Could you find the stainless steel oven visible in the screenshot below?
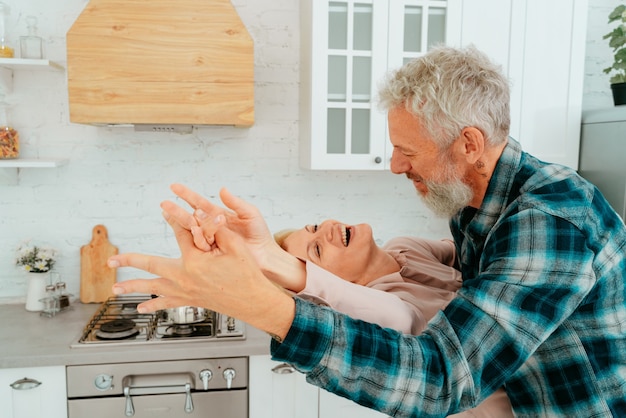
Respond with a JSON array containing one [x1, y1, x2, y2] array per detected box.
[[67, 358, 248, 417], [67, 296, 248, 417]]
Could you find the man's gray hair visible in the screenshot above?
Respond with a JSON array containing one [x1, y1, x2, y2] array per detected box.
[[378, 45, 511, 148]]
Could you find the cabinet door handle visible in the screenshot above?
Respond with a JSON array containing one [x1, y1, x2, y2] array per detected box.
[[10, 377, 42, 390], [271, 363, 296, 374]]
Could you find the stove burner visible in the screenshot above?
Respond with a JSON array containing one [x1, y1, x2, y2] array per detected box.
[[95, 319, 140, 340], [101, 319, 135, 333], [171, 325, 194, 335], [161, 323, 213, 339]]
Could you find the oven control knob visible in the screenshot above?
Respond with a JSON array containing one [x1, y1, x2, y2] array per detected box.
[[223, 368, 236, 389], [199, 369, 213, 390], [94, 373, 114, 391]]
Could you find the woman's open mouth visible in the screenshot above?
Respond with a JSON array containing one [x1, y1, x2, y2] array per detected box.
[[341, 225, 351, 247]]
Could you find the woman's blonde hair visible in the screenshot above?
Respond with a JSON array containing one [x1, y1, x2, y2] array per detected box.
[[274, 229, 297, 250]]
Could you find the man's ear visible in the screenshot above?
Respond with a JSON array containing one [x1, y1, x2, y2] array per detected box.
[[458, 127, 485, 165]]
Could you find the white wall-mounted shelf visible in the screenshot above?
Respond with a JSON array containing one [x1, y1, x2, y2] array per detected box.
[[0, 58, 64, 71], [0, 158, 68, 185], [0, 158, 68, 168], [0, 58, 65, 93]]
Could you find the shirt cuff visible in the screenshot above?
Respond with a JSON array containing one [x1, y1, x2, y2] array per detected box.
[[270, 297, 334, 372]]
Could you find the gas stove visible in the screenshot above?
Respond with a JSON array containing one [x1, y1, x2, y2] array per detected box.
[[71, 295, 245, 347]]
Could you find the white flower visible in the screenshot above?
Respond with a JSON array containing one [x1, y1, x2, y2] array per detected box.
[[38, 248, 57, 261], [15, 241, 58, 273], [34, 261, 48, 271]]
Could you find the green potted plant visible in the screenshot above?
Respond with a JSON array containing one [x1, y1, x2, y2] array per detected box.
[[603, 4, 626, 105]]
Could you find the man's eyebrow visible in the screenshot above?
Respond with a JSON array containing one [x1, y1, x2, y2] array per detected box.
[[395, 145, 418, 153]]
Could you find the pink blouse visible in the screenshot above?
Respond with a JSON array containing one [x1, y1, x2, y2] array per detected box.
[[299, 237, 461, 334], [297, 236, 513, 418]]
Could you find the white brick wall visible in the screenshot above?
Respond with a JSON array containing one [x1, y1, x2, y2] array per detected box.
[[0, 0, 621, 301]]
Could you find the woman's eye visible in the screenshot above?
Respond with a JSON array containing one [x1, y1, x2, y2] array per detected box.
[[315, 243, 321, 258], [313, 224, 318, 232]]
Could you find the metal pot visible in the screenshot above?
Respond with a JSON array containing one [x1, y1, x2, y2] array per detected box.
[[163, 306, 210, 324]]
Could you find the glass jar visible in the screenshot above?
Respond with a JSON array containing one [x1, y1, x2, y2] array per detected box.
[[20, 16, 42, 59], [56, 281, 70, 309], [40, 284, 59, 317], [0, 102, 18, 159], [0, 2, 14, 58]]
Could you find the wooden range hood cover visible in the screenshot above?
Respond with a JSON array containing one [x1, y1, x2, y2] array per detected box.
[[66, 0, 254, 127]]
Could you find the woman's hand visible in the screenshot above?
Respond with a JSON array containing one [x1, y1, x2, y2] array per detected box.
[[108, 209, 295, 339], [161, 184, 278, 267], [161, 184, 306, 290]]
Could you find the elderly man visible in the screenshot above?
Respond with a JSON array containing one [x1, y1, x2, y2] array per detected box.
[[109, 46, 626, 417]]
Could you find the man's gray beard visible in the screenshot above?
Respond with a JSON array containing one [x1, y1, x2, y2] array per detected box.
[[419, 177, 473, 218]]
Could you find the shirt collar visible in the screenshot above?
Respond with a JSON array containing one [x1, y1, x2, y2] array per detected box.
[[456, 137, 522, 241]]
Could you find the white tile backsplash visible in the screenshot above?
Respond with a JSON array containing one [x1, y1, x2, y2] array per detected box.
[[0, 0, 621, 301]]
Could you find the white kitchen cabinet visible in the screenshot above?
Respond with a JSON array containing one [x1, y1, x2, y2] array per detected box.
[[301, 0, 587, 171], [449, 0, 588, 169], [319, 390, 389, 418], [300, 0, 461, 170], [249, 355, 318, 418], [249, 355, 389, 418], [0, 365, 67, 418]]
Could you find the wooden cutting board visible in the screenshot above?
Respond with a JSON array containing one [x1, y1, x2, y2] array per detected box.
[[80, 225, 118, 303]]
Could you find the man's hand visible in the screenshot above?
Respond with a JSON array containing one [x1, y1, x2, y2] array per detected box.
[[108, 210, 295, 340]]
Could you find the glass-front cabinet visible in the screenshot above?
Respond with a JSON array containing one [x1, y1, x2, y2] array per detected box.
[[300, 0, 461, 170], [300, 0, 587, 171]]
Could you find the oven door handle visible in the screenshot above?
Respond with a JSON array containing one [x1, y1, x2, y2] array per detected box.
[[123, 375, 194, 417]]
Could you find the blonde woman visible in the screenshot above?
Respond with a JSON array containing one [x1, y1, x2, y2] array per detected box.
[[273, 224, 461, 336]]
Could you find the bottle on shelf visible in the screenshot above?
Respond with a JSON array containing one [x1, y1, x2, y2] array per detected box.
[[0, 2, 13, 58], [20, 16, 42, 59], [0, 100, 18, 159]]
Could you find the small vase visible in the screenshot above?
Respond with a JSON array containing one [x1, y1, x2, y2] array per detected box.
[[610, 82, 626, 106], [25, 271, 49, 312]]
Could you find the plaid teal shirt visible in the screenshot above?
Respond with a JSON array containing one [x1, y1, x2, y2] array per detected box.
[[271, 139, 626, 417]]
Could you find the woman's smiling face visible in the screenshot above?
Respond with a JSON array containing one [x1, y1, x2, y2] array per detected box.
[[282, 220, 378, 284]]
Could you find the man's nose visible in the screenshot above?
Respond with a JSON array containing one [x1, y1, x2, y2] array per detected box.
[[390, 149, 410, 174]]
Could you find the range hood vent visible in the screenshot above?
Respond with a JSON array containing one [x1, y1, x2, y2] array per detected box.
[[66, 0, 254, 127]]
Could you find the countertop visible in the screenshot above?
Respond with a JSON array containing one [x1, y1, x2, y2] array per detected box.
[[0, 302, 271, 369]]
